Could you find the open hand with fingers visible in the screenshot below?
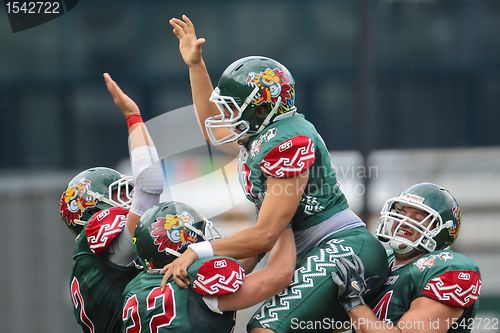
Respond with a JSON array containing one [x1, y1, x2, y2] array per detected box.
[[331, 254, 371, 312], [169, 15, 206, 67], [160, 248, 198, 291], [103, 73, 140, 118]]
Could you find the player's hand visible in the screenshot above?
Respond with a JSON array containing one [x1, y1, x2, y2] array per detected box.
[[331, 255, 369, 312], [103, 73, 140, 118], [169, 15, 206, 67], [160, 248, 198, 290]]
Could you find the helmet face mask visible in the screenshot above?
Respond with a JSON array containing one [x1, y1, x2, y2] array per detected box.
[[376, 183, 461, 255], [377, 199, 442, 254], [206, 56, 296, 145], [59, 167, 134, 235], [206, 87, 253, 145], [105, 175, 134, 208]]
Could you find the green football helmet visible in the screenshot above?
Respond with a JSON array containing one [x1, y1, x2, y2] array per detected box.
[[376, 183, 462, 254], [207, 56, 296, 145], [59, 167, 133, 235], [133, 201, 222, 270]]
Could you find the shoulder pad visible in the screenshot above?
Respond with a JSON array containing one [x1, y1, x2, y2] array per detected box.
[[191, 257, 245, 297], [422, 270, 481, 308], [260, 135, 315, 178], [85, 207, 128, 255], [415, 251, 482, 308]]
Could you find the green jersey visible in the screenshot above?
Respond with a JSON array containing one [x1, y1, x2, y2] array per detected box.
[[122, 257, 240, 333], [239, 113, 348, 231], [371, 249, 481, 333], [71, 227, 140, 333]]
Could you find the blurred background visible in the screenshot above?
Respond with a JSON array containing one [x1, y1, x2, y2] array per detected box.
[[1, 0, 499, 332]]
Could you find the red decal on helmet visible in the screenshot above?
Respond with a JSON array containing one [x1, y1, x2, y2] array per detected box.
[[60, 178, 97, 226], [85, 207, 128, 255], [150, 213, 197, 253], [422, 270, 481, 308], [260, 135, 315, 178], [247, 67, 293, 108], [192, 258, 245, 297], [449, 206, 462, 237]]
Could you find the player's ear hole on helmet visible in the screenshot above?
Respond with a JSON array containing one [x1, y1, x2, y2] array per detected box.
[[235, 124, 247, 132], [255, 105, 267, 116]]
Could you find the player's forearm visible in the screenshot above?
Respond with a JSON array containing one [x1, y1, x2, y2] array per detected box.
[[350, 305, 402, 333], [128, 121, 155, 149], [218, 264, 290, 311], [211, 225, 279, 259], [211, 204, 295, 259], [238, 256, 260, 274], [188, 61, 219, 141], [266, 228, 296, 273]]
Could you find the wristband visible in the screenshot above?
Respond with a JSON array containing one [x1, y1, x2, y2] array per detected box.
[[126, 114, 143, 129], [188, 241, 214, 259]]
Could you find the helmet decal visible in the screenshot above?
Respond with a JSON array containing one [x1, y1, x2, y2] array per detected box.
[[450, 206, 462, 237], [400, 192, 425, 204], [246, 68, 294, 113], [150, 213, 198, 253], [60, 178, 97, 226]]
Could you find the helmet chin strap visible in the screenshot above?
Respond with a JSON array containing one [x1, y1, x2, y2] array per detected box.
[[389, 239, 414, 254], [184, 223, 206, 240], [73, 219, 87, 226], [86, 190, 120, 208], [255, 97, 281, 135]]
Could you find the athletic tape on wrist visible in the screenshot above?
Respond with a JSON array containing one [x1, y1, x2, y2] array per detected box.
[[188, 241, 214, 259], [126, 114, 143, 129]]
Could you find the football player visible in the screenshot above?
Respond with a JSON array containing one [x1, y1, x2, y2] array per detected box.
[[60, 73, 164, 333], [123, 201, 296, 333], [164, 15, 389, 333], [331, 183, 481, 333]]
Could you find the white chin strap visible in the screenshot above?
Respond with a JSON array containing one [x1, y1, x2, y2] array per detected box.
[[73, 219, 87, 226], [86, 189, 120, 208], [163, 247, 182, 258], [254, 97, 281, 135], [389, 239, 414, 254]]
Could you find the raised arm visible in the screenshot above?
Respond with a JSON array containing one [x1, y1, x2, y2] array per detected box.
[[169, 15, 239, 155], [103, 73, 164, 235]]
